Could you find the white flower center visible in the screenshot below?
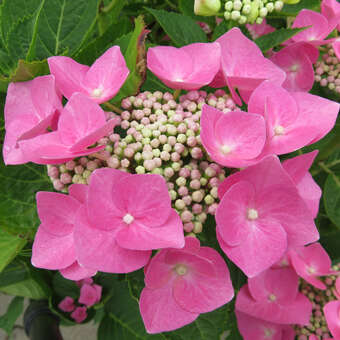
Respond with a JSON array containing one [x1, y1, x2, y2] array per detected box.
[[175, 264, 188, 276], [290, 64, 299, 72], [123, 213, 134, 225], [220, 145, 232, 155], [247, 208, 259, 220], [268, 294, 277, 302], [91, 88, 103, 98], [264, 328, 274, 337], [274, 125, 285, 136], [308, 266, 316, 274]]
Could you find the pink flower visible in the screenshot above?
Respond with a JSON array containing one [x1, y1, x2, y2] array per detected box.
[[334, 277, 340, 299], [210, 28, 286, 105], [200, 104, 266, 168], [58, 297, 75, 312], [246, 19, 276, 40], [236, 268, 312, 325], [333, 40, 340, 60], [236, 311, 295, 340], [31, 184, 97, 281], [282, 151, 321, 218], [147, 42, 221, 90], [290, 9, 336, 46], [3, 75, 62, 165], [216, 155, 319, 277], [19, 92, 119, 164], [247, 81, 339, 160], [74, 168, 184, 273], [48, 46, 129, 104], [78, 283, 102, 307], [139, 237, 234, 333], [71, 307, 87, 323], [270, 42, 318, 92], [289, 243, 335, 290], [324, 300, 340, 339], [321, 0, 340, 32]]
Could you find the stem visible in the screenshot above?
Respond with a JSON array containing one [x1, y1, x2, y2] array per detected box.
[[173, 89, 181, 101], [101, 0, 117, 13], [318, 162, 340, 187], [103, 102, 123, 114], [311, 159, 340, 176]]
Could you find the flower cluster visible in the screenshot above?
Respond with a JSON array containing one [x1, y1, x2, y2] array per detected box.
[[58, 278, 102, 323], [2, 1, 340, 334]]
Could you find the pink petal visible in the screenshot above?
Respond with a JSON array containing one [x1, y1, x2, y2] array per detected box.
[[78, 283, 100, 307], [200, 105, 266, 168], [270, 43, 315, 92], [147, 43, 221, 90], [83, 46, 129, 103], [323, 300, 340, 339], [87, 168, 131, 230], [31, 225, 76, 270], [247, 268, 299, 303], [172, 247, 234, 313], [217, 220, 287, 278], [333, 40, 340, 60], [71, 307, 87, 323], [111, 174, 172, 227], [74, 206, 151, 273], [68, 184, 88, 204], [48, 56, 89, 99], [116, 210, 184, 250], [58, 93, 107, 146], [236, 284, 312, 325], [60, 261, 97, 281], [321, 0, 340, 32], [139, 286, 199, 334], [58, 297, 75, 312], [236, 311, 285, 340], [216, 181, 256, 246], [292, 9, 330, 43], [36, 191, 81, 236]]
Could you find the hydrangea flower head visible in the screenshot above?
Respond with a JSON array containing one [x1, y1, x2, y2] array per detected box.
[[48, 46, 129, 104], [74, 168, 184, 273], [139, 237, 234, 333], [217, 155, 319, 277], [3, 75, 62, 165], [78, 283, 102, 307], [19, 93, 119, 164], [236, 268, 312, 325], [147, 42, 221, 90], [200, 104, 266, 168]]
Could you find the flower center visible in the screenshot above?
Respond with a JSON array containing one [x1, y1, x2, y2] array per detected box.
[[247, 208, 259, 220], [307, 266, 316, 274], [220, 145, 232, 155], [290, 64, 299, 73], [264, 328, 274, 338], [268, 294, 277, 302], [91, 88, 103, 98], [123, 213, 134, 225], [175, 264, 188, 276], [274, 125, 285, 136]]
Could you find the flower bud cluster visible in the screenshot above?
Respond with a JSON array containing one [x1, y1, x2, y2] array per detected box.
[[314, 44, 340, 95], [223, 0, 284, 25], [295, 264, 340, 339], [47, 90, 237, 233]]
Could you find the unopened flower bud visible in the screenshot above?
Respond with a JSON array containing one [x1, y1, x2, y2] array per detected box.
[[194, 0, 221, 16]]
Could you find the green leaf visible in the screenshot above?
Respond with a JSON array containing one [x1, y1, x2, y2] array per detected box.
[[255, 27, 307, 52], [0, 259, 51, 299], [112, 16, 147, 105], [280, 0, 320, 16], [141, 70, 171, 93], [52, 272, 80, 299], [75, 17, 133, 65], [0, 229, 27, 273], [324, 172, 340, 228], [0, 159, 53, 237], [0, 0, 100, 77], [320, 229, 340, 263], [98, 315, 117, 340], [146, 8, 207, 47], [97, 0, 127, 35], [0, 296, 24, 335], [212, 21, 234, 41], [104, 280, 165, 339]]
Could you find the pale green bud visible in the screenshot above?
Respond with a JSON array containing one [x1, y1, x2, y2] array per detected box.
[[194, 0, 221, 16]]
